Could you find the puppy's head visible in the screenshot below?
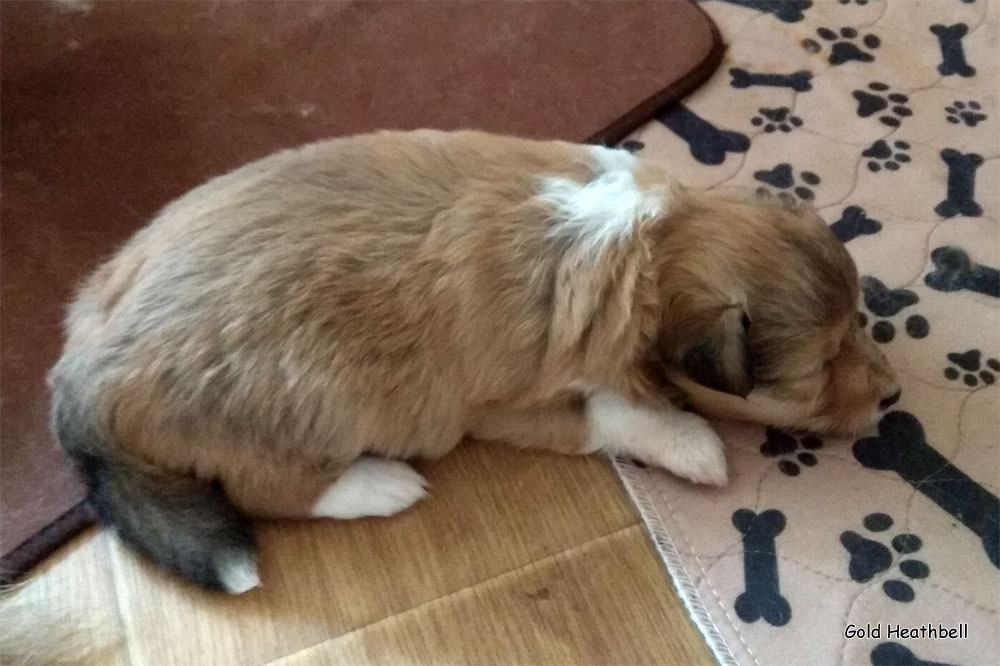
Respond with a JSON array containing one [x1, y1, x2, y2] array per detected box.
[[653, 191, 898, 436]]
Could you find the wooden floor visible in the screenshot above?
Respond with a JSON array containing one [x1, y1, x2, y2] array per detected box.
[[11, 442, 713, 665]]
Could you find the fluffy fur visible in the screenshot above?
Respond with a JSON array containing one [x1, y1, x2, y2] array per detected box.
[[48, 130, 897, 591]]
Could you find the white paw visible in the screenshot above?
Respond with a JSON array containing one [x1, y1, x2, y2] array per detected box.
[[587, 392, 728, 486], [650, 414, 729, 486], [312, 457, 429, 519]]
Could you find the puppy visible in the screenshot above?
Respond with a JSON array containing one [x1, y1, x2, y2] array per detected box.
[[48, 130, 898, 593]]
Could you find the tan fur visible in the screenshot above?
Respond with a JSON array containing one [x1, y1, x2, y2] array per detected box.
[[653, 192, 897, 435], [49, 129, 896, 517], [468, 394, 592, 456]]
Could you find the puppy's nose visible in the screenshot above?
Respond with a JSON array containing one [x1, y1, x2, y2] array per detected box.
[[879, 389, 902, 410]]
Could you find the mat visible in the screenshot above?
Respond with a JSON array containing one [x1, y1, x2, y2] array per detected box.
[[0, 0, 722, 582], [613, 1, 999, 664]]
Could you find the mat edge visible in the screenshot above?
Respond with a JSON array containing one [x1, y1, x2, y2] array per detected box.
[[612, 457, 739, 666], [588, 1, 726, 146], [0, 500, 93, 586]]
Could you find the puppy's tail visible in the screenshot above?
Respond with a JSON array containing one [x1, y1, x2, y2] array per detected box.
[[50, 388, 259, 594]]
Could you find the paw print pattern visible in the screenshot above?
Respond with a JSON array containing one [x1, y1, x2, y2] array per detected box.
[[760, 428, 823, 476], [862, 140, 911, 172], [620, 140, 645, 153], [830, 205, 882, 243], [837, 0, 871, 4], [858, 308, 930, 343], [841, 512, 930, 603], [751, 107, 803, 133], [753, 163, 821, 202], [853, 82, 912, 127], [945, 100, 987, 127], [859, 277, 930, 344], [944, 349, 999, 387], [802, 27, 881, 65]]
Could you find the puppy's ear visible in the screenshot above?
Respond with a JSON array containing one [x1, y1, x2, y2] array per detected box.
[[672, 306, 755, 398]]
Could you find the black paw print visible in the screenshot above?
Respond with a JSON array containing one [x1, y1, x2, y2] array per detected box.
[[802, 26, 881, 65], [859, 277, 930, 344], [760, 428, 823, 476], [862, 139, 911, 172], [753, 163, 820, 202], [837, 0, 872, 4], [830, 205, 882, 243], [853, 82, 912, 127], [620, 139, 645, 153], [751, 107, 803, 133], [944, 349, 999, 387], [841, 512, 929, 603], [945, 100, 987, 127]]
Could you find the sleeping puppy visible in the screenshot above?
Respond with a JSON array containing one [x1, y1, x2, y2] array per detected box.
[[48, 129, 898, 593]]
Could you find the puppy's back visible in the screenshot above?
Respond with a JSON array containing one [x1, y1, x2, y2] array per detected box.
[[51, 130, 599, 471]]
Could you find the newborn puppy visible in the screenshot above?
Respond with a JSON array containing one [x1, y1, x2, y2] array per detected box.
[[48, 130, 897, 592]]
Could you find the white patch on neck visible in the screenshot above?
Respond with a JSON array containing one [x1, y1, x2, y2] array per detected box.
[[539, 146, 666, 253]]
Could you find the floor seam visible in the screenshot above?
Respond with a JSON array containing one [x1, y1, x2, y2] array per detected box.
[[96, 531, 138, 666], [257, 524, 641, 666]]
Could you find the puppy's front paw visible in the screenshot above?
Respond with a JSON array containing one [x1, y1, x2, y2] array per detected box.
[[588, 393, 728, 486], [650, 415, 729, 486]]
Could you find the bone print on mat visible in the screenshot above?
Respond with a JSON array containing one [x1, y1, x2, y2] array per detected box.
[[732, 509, 790, 626], [925, 246, 1000, 298], [871, 642, 965, 666], [713, 0, 812, 24], [930, 23, 976, 78], [656, 105, 750, 165], [728, 68, 813, 92], [853, 411, 1000, 570], [936, 149, 984, 218]]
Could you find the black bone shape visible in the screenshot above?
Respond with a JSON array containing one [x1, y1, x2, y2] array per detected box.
[[930, 24, 976, 77], [713, 0, 812, 23], [925, 246, 999, 298], [854, 411, 1000, 570], [871, 642, 963, 666], [656, 105, 750, 166], [732, 508, 791, 626], [935, 149, 984, 218], [730, 67, 813, 92], [830, 206, 882, 243]]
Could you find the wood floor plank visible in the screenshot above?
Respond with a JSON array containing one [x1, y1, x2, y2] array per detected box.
[[2, 529, 129, 666], [107, 443, 640, 666], [268, 526, 713, 666]]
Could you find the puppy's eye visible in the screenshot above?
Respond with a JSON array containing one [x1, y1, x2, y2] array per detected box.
[[741, 314, 751, 331]]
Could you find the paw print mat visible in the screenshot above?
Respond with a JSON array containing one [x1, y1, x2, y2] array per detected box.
[[614, 2, 999, 665]]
